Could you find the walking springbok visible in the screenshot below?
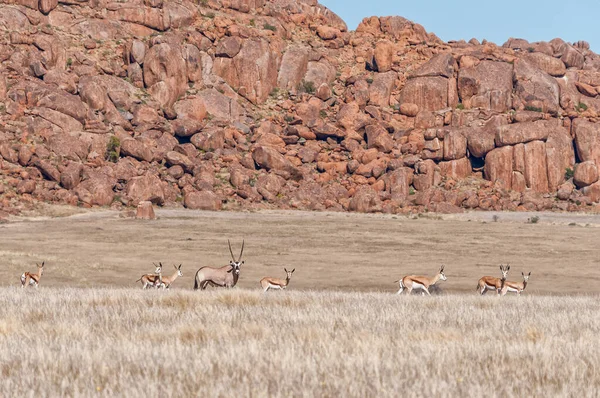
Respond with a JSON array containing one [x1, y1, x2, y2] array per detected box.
[[155, 264, 183, 289], [193, 240, 245, 290], [395, 265, 447, 295], [476, 264, 510, 295], [21, 262, 44, 288], [136, 263, 163, 289], [260, 268, 295, 292], [501, 272, 531, 296]]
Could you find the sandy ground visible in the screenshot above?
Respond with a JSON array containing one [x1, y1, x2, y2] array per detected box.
[[1, 206, 599, 294]]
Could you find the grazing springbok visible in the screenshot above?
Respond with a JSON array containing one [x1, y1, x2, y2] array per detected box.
[[501, 272, 531, 296], [136, 263, 163, 289], [21, 262, 44, 288], [194, 240, 244, 290], [395, 265, 447, 295], [260, 268, 295, 292], [155, 264, 183, 289], [476, 264, 510, 295]]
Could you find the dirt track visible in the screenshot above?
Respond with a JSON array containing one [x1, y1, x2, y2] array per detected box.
[[1, 206, 599, 293]]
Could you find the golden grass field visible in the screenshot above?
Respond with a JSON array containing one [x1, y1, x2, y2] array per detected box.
[[1, 289, 599, 397], [1, 207, 600, 396]]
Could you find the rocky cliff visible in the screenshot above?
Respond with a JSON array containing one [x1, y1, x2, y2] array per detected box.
[[1, 0, 599, 216]]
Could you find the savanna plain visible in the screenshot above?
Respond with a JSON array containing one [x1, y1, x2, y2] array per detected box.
[[1, 208, 599, 396]]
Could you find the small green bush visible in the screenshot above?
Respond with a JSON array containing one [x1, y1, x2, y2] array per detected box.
[[528, 216, 540, 224], [298, 80, 315, 94], [263, 23, 276, 32], [106, 136, 120, 163], [456, 103, 465, 110], [565, 167, 574, 180], [576, 102, 588, 112], [524, 105, 543, 112]]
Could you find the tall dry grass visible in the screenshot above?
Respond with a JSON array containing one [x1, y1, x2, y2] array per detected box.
[[0, 288, 598, 397]]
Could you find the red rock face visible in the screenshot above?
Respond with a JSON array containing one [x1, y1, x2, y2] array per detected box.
[[2, 0, 600, 216]]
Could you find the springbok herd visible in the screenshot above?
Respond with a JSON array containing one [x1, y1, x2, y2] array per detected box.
[[19, 240, 531, 295]]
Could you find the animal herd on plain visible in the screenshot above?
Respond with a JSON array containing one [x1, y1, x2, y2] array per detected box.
[[19, 240, 531, 296]]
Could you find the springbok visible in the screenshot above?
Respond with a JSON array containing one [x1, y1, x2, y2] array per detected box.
[[395, 265, 447, 295], [155, 264, 183, 289], [260, 268, 295, 292], [501, 272, 531, 296], [476, 264, 510, 295], [21, 262, 44, 288], [194, 240, 245, 290], [136, 263, 163, 289]]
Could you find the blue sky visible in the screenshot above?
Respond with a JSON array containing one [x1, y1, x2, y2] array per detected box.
[[320, 0, 598, 52]]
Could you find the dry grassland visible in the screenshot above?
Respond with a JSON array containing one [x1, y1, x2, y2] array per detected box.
[[1, 208, 600, 396], [1, 288, 599, 397]]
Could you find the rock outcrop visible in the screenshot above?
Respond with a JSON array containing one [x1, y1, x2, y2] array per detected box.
[[0, 0, 600, 216]]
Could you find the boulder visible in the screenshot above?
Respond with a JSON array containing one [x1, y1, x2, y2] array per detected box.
[[495, 119, 559, 146], [120, 138, 153, 162], [143, 43, 187, 108], [130, 40, 147, 64], [126, 174, 165, 206], [523, 52, 566, 77], [410, 53, 456, 79], [573, 161, 599, 188], [165, 151, 193, 172], [136, 201, 156, 220], [76, 171, 115, 206], [545, 128, 575, 191], [213, 38, 281, 104], [174, 97, 207, 122], [398, 76, 449, 111], [365, 124, 394, 153], [466, 128, 496, 158], [183, 44, 202, 83], [443, 129, 467, 160], [413, 159, 436, 191], [316, 26, 339, 40], [33, 159, 60, 182], [215, 36, 242, 58], [575, 82, 598, 98], [369, 71, 396, 107], [184, 189, 221, 210], [457, 60, 513, 112], [560, 45, 585, 69], [252, 145, 295, 173], [573, 119, 600, 166], [523, 140, 549, 192], [387, 168, 414, 200], [60, 162, 83, 190], [277, 44, 309, 91], [513, 59, 560, 114], [17, 180, 36, 195], [399, 103, 419, 117], [196, 89, 241, 121], [439, 157, 471, 179], [373, 40, 393, 72], [484, 146, 513, 189], [348, 186, 381, 213], [255, 174, 285, 202], [557, 181, 574, 200], [39, 0, 58, 14]]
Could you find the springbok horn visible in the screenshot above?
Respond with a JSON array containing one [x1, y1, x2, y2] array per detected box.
[[228, 239, 236, 262], [238, 240, 245, 262]]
